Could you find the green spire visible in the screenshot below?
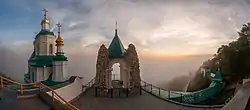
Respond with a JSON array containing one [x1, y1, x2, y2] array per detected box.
[[108, 23, 126, 58]]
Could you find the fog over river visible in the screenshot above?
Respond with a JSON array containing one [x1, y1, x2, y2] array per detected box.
[[0, 44, 211, 90]]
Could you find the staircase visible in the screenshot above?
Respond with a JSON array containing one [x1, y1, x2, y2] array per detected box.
[[0, 76, 80, 110]]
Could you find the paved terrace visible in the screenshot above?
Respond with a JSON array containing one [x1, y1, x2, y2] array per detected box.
[[17, 97, 51, 110], [72, 88, 221, 110]]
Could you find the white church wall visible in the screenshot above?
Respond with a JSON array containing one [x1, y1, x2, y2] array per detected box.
[[46, 77, 83, 103], [53, 61, 68, 82], [44, 67, 52, 79], [62, 61, 68, 80], [34, 35, 55, 55], [35, 67, 52, 81], [45, 36, 56, 55], [36, 67, 43, 81]]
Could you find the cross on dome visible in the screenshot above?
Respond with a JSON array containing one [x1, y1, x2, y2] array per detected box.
[[42, 8, 48, 19], [56, 22, 62, 33]]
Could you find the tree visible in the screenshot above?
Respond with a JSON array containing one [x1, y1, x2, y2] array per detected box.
[[203, 23, 250, 84]]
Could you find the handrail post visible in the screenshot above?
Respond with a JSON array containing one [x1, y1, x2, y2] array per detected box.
[[52, 91, 55, 102], [91, 80, 93, 86], [111, 88, 113, 98], [150, 84, 152, 92], [139, 86, 142, 95], [126, 88, 129, 97], [95, 87, 97, 97], [118, 88, 120, 97], [194, 95, 196, 104], [168, 91, 170, 99], [39, 85, 42, 91], [180, 93, 182, 103], [158, 88, 160, 96], [20, 84, 23, 95]]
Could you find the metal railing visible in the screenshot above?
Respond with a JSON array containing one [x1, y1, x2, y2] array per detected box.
[[111, 74, 120, 80], [140, 80, 224, 108], [82, 77, 96, 92], [40, 83, 80, 110], [225, 95, 234, 104], [0, 76, 40, 95], [0, 76, 80, 110]]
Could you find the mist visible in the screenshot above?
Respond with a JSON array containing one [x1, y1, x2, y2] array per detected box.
[[0, 41, 211, 88]]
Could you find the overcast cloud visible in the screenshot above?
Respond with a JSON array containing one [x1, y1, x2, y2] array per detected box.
[[0, 0, 249, 86]]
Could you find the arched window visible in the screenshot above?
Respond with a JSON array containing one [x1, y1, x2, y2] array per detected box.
[[36, 45, 40, 55], [49, 44, 53, 54]]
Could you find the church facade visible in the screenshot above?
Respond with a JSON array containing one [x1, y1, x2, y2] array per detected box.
[[24, 9, 68, 83]]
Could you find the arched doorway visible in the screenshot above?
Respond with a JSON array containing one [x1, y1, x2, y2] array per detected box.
[[111, 63, 120, 81], [108, 58, 129, 89], [111, 63, 123, 89]]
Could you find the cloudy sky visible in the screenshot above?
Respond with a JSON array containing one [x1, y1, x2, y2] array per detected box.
[[0, 0, 250, 86]]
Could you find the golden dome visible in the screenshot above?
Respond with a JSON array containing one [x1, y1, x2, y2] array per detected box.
[[41, 18, 50, 25], [56, 34, 64, 45]]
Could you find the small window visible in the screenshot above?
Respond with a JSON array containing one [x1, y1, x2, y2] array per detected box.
[[49, 44, 53, 54]]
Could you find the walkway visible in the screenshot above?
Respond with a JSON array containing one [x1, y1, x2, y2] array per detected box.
[[72, 88, 220, 110], [17, 97, 51, 110]]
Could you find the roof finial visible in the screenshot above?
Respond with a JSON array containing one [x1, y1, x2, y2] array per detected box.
[[116, 21, 118, 30], [42, 8, 48, 19], [56, 22, 62, 34], [115, 21, 118, 36]]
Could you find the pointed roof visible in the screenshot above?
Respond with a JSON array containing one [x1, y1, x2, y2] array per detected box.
[[108, 29, 126, 58], [56, 22, 64, 46]]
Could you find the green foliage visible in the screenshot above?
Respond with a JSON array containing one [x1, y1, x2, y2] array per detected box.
[[203, 23, 250, 83]]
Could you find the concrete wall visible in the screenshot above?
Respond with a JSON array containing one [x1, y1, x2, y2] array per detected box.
[[243, 78, 250, 84], [46, 77, 83, 104], [222, 82, 250, 110]]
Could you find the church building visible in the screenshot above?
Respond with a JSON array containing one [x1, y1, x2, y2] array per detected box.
[[24, 9, 68, 83]]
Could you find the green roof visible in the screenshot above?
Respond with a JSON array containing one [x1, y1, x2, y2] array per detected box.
[[108, 29, 126, 58], [29, 55, 68, 66], [41, 73, 67, 86], [54, 54, 68, 61], [35, 29, 55, 39], [29, 55, 68, 67], [29, 55, 54, 66]]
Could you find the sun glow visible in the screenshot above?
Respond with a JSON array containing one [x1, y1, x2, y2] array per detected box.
[[138, 50, 199, 59]]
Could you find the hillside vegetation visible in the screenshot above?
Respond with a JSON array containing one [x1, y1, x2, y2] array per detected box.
[[203, 23, 250, 84]]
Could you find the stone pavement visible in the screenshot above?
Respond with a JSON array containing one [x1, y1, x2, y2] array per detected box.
[[73, 88, 221, 110], [17, 96, 51, 110], [0, 88, 21, 110]]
